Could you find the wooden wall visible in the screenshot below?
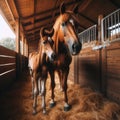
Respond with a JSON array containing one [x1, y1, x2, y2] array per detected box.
[[74, 47, 101, 91], [73, 40, 120, 104], [102, 41, 120, 103], [0, 46, 28, 91], [0, 46, 16, 91], [28, 40, 39, 53]]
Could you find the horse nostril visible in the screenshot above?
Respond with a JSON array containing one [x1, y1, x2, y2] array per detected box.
[[51, 53, 56, 60], [72, 43, 77, 50]]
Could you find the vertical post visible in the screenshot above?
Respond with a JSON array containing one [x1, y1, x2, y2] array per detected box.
[[98, 15, 103, 43], [22, 33, 24, 55], [25, 39, 28, 57], [15, 18, 21, 77], [98, 14, 107, 95], [16, 18, 20, 53]]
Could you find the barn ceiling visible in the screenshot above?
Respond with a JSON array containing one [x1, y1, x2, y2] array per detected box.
[[0, 0, 120, 43]]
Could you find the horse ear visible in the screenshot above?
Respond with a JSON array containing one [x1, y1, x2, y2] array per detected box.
[[49, 28, 54, 37], [73, 4, 79, 14], [60, 2, 66, 14]]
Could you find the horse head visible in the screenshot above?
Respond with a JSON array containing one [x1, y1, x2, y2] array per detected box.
[[53, 2, 82, 55], [40, 27, 56, 61]]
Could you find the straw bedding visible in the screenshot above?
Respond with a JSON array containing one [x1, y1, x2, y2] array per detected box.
[[0, 72, 120, 120]]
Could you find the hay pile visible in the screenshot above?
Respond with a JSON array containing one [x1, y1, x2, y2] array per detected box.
[[78, 92, 103, 112], [0, 73, 120, 120]]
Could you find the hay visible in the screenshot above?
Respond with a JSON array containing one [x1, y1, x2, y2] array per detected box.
[[49, 110, 67, 120], [78, 92, 103, 112], [102, 102, 120, 120], [1, 72, 120, 120]]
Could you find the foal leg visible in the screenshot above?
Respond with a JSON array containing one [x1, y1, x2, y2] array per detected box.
[[49, 71, 56, 108], [29, 69, 34, 99], [32, 73, 38, 115], [41, 79, 46, 114]]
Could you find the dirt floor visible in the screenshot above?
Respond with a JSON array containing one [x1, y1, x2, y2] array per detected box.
[[0, 70, 120, 120]]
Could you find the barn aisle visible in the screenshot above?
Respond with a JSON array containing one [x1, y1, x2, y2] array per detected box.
[[0, 70, 120, 120]]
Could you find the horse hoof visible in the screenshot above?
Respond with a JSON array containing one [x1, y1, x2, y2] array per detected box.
[[32, 110, 37, 115], [50, 102, 56, 108], [64, 105, 71, 111], [43, 110, 46, 114]]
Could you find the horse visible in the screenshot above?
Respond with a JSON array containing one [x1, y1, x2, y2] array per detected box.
[[28, 27, 55, 114], [48, 3, 82, 111]]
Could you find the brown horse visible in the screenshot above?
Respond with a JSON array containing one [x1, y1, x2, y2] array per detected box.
[[28, 27, 55, 114], [48, 3, 82, 111]]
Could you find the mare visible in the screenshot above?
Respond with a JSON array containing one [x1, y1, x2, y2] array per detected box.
[[48, 3, 82, 111], [28, 27, 55, 114]]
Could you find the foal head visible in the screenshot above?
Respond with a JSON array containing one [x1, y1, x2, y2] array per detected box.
[[40, 27, 56, 61], [53, 2, 82, 55]]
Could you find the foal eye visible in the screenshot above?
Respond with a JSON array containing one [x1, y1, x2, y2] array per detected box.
[[62, 22, 66, 26], [43, 40, 47, 44]]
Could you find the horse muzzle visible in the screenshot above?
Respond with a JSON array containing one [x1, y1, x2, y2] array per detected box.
[[72, 42, 82, 55]]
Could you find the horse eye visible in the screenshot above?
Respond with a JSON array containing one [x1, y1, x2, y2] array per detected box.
[[48, 37, 54, 44], [51, 40, 54, 45]]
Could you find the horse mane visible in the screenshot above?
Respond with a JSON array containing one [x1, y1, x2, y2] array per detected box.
[[53, 13, 70, 54]]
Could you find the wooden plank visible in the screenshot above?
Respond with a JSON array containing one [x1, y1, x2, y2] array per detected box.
[[107, 79, 120, 92], [0, 57, 15, 64], [107, 49, 120, 57], [107, 73, 120, 79], [0, 64, 16, 74], [0, 69, 16, 91], [0, 46, 16, 56], [107, 65, 120, 69], [107, 41, 120, 50], [101, 48, 107, 95], [107, 69, 120, 75]]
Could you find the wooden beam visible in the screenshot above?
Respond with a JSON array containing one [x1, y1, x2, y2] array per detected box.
[[6, 0, 19, 18], [22, 12, 59, 27], [79, 0, 93, 12], [109, 0, 120, 8], [15, 18, 20, 53], [7, 0, 27, 41], [20, 0, 80, 20], [26, 17, 86, 34], [78, 13, 96, 24]]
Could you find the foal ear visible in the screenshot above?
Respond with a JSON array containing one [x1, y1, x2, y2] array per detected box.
[[73, 4, 79, 14], [60, 2, 66, 14], [40, 27, 46, 37]]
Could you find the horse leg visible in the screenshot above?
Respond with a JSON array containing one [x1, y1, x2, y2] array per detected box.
[[38, 78, 42, 96], [62, 67, 71, 111], [41, 79, 46, 114], [57, 70, 63, 92], [32, 72, 38, 115], [49, 70, 56, 108]]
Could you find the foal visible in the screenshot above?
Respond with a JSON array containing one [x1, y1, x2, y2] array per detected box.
[[29, 27, 55, 114]]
